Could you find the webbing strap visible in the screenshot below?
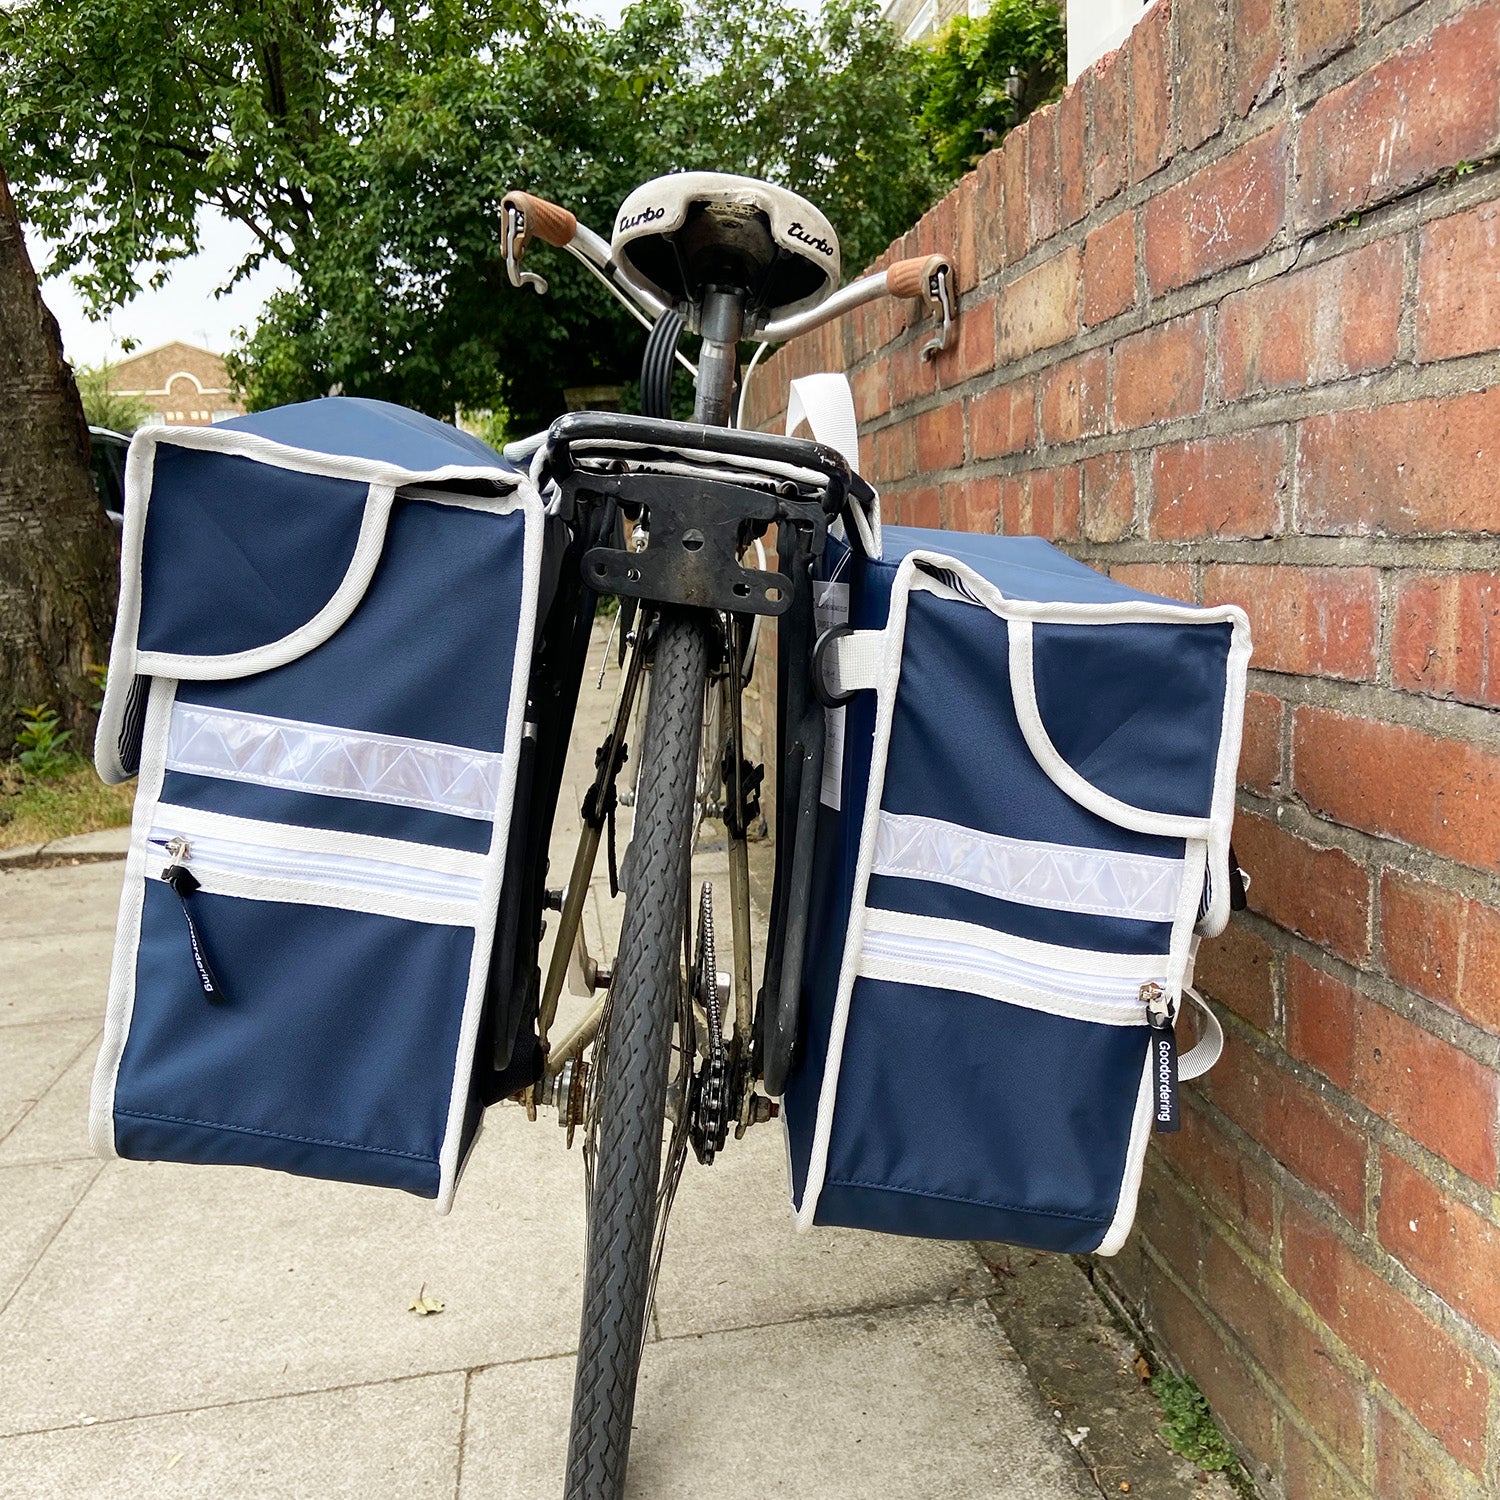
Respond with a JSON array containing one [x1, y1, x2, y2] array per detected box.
[[1179, 986, 1224, 1081], [786, 373, 860, 472], [822, 630, 886, 699]]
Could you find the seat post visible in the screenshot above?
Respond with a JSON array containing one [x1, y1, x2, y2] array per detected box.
[[693, 288, 746, 428]]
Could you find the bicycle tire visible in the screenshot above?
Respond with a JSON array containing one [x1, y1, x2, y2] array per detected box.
[[564, 608, 709, 1500]]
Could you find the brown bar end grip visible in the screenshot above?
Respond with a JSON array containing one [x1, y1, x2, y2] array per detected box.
[[887, 254, 949, 301], [502, 191, 578, 250]]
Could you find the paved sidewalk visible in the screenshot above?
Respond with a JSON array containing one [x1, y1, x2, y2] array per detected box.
[[0, 627, 1101, 1499]]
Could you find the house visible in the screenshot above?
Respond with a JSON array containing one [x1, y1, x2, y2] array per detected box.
[[106, 341, 245, 427]]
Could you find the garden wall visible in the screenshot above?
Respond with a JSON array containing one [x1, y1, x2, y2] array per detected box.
[[745, 0, 1500, 1493]]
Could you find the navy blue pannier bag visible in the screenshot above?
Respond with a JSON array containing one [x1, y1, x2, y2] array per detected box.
[[779, 379, 1248, 1255], [90, 399, 561, 1210]]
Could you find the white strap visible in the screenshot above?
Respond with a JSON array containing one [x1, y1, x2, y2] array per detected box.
[[1178, 986, 1224, 1081], [823, 630, 886, 698], [786, 373, 882, 560]]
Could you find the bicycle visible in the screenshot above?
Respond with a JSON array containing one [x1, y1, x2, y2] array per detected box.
[[493, 172, 954, 1500]]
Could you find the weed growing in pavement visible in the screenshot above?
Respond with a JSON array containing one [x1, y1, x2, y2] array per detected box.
[[1151, 1368, 1254, 1492]]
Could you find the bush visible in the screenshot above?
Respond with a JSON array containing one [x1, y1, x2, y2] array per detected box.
[[914, 0, 1065, 178]]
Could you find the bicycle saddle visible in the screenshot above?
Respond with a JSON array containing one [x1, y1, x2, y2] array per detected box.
[[611, 172, 841, 324]]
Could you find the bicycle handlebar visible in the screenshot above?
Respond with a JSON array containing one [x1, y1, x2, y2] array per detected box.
[[502, 190, 578, 252]]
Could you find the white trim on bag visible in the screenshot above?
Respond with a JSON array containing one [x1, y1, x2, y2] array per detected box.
[[862, 907, 1169, 981], [871, 810, 1186, 925], [166, 704, 508, 821]]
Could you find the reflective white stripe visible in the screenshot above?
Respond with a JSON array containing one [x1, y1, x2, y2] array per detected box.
[[167, 704, 505, 821], [872, 811, 1184, 925], [146, 828, 483, 906], [858, 930, 1154, 1026]]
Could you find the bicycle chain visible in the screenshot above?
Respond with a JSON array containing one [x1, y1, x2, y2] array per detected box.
[[689, 881, 730, 1164]]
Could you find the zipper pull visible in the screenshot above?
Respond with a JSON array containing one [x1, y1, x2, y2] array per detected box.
[[159, 839, 228, 1004], [1141, 982, 1179, 1134]]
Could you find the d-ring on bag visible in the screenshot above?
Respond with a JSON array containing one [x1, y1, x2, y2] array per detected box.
[[90, 399, 562, 1210], [780, 377, 1248, 1254]]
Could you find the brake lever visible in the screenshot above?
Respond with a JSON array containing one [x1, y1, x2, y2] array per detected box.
[[502, 201, 548, 296], [920, 262, 955, 362]]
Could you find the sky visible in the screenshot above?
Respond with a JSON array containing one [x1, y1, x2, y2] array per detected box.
[[36, 0, 828, 369]]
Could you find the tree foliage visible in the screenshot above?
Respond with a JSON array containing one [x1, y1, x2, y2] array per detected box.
[[1, 0, 939, 433], [914, 0, 1065, 177], [75, 363, 154, 433]]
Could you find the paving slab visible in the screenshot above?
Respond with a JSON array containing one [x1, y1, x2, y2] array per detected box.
[[38, 828, 133, 859], [460, 1301, 1099, 1499], [0, 862, 128, 940], [0, 1371, 465, 1500], [0, 1107, 586, 1435], [0, 927, 117, 1028], [0, 1161, 102, 1306], [653, 1124, 990, 1338], [0, 1020, 98, 1145], [0, 1031, 101, 1166]]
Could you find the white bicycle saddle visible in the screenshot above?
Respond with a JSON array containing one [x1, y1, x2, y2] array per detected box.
[[611, 172, 841, 323]]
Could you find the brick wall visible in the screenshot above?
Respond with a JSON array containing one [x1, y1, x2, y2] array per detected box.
[[745, 0, 1500, 1493]]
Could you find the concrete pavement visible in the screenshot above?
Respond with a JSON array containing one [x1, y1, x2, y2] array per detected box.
[[0, 626, 1109, 1499]]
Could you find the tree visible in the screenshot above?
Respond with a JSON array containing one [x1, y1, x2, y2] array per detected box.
[[914, 0, 1065, 177], [75, 363, 154, 434], [1, 0, 939, 435], [0, 162, 118, 752]]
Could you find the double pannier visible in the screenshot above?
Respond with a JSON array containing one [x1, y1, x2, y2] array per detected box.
[[784, 508, 1249, 1255], [91, 399, 562, 1210]]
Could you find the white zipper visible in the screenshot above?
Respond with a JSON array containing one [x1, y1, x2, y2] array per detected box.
[[146, 829, 483, 906], [860, 928, 1157, 1010]]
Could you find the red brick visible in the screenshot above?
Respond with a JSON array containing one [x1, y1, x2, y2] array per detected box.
[[1294, 2, 1500, 230], [1418, 198, 1500, 362], [970, 377, 1036, 459], [897, 485, 941, 528], [1285, 955, 1500, 1183], [974, 151, 1006, 281], [1081, 449, 1136, 542], [1206, 1031, 1369, 1221], [941, 295, 996, 387], [1110, 561, 1194, 600], [1039, 350, 1106, 445], [1461, 901, 1500, 1033], [1379, 1151, 1500, 1343], [1238, 690, 1284, 796], [1057, 80, 1087, 227], [1001, 126, 1029, 265], [1292, 705, 1500, 873], [1141, 1158, 1209, 1284], [1145, 1265, 1280, 1474], [1381, 870, 1463, 1008], [1027, 102, 1060, 248], [871, 417, 915, 488], [997, 246, 1080, 363], [852, 361, 891, 424], [1023, 465, 1082, 541], [891, 338, 938, 409], [1149, 429, 1284, 540], [1177, 0, 1227, 149], [1393, 572, 1500, 709], [1158, 1097, 1276, 1253], [1231, 810, 1370, 963], [1195, 912, 1276, 1030], [1145, 126, 1285, 293], [916, 402, 964, 473], [1201, 564, 1378, 679], [1207, 1232, 1368, 1464], [1110, 310, 1208, 430], [1374, 1401, 1478, 1500], [1090, 46, 1131, 207], [1130, 1, 1173, 183], [1220, 238, 1403, 401], [1082, 210, 1136, 326], [944, 476, 999, 535], [1283, 1201, 1490, 1468], [1297, 389, 1500, 536], [1283, 1426, 1356, 1500], [1232, 0, 1283, 115], [952, 172, 979, 298], [1291, 0, 1359, 74]]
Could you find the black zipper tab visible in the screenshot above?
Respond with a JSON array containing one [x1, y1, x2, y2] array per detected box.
[[1143, 982, 1180, 1133], [160, 850, 228, 1004]]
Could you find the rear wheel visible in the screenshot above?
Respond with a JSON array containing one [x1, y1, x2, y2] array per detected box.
[[564, 608, 709, 1500]]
